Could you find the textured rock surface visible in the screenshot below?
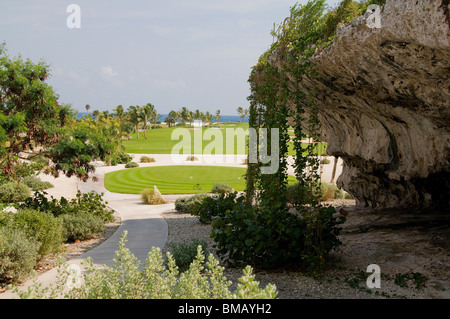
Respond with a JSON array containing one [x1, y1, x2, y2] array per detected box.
[[288, 0, 450, 208]]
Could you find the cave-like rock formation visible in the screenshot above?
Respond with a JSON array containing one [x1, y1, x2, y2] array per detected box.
[[292, 0, 449, 208]]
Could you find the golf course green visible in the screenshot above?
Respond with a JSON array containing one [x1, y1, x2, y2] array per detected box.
[[104, 165, 250, 195]]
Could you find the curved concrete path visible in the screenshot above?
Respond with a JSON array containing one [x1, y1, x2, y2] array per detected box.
[[1, 154, 343, 298], [1, 164, 175, 299]]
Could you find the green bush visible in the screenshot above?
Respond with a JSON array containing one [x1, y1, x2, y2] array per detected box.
[[192, 192, 242, 224], [125, 162, 139, 168], [27, 154, 50, 165], [174, 194, 209, 215], [211, 183, 234, 194], [13, 209, 64, 260], [140, 156, 156, 163], [0, 227, 40, 283], [320, 158, 331, 165], [22, 176, 54, 191], [168, 239, 209, 272], [0, 182, 31, 203], [0, 211, 15, 227], [211, 203, 345, 269], [286, 182, 312, 207], [60, 214, 105, 242], [186, 156, 198, 161], [141, 189, 167, 205], [20, 190, 114, 223], [15, 232, 278, 299], [115, 152, 133, 164]]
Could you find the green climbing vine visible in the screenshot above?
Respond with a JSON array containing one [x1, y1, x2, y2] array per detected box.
[[213, 0, 386, 271]]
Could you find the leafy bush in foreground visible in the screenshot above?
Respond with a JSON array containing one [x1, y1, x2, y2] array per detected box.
[[140, 156, 156, 163], [125, 162, 139, 168], [15, 232, 278, 299], [13, 209, 64, 260], [0, 227, 40, 283], [168, 239, 209, 272]]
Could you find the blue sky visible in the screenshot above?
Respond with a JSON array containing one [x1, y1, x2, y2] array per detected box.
[[0, 0, 341, 115]]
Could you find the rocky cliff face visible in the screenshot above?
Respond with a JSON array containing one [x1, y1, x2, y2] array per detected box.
[[290, 0, 449, 208]]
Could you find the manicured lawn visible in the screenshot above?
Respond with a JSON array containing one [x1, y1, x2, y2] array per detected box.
[[104, 166, 249, 194], [122, 123, 328, 156]]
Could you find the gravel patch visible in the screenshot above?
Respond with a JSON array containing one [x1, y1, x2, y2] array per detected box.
[[162, 202, 450, 299]]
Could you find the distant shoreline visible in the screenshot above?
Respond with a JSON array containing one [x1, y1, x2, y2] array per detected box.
[[76, 112, 249, 123]]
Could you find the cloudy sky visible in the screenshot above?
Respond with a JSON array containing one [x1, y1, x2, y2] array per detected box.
[[0, 0, 341, 115]]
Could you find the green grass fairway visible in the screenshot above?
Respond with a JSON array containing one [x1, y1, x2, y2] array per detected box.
[[122, 123, 327, 156], [105, 166, 251, 195]]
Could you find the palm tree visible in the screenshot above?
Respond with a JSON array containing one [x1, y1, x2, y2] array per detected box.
[[180, 107, 189, 125], [237, 107, 248, 122], [142, 103, 155, 139], [205, 111, 213, 125], [127, 105, 143, 139], [92, 110, 100, 121], [113, 105, 124, 127], [187, 111, 195, 126], [166, 110, 177, 128], [215, 110, 221, 127], [85, 104, 91, 115]]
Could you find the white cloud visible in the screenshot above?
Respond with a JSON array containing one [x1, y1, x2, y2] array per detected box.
[[100, 66, 118, 78]]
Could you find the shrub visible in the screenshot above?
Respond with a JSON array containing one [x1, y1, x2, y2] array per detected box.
[[286, 182, 312, 207], [320, 158, 331, 165], [115, 152, 133, 164], [15, 232, 278, 299], [60, 214, 105, 242], [0, 211, 15, 227], [192, 192, 242, 224], [140, 156, 156, 163], [211, 183, 234, 194], [186, 156, 198, 161], [211, 203, 345, 269], [22, 176, 54, 191], [174, 194, 209, 215], [20, 191, 114, 223], [125, 162, 139, 168], [141, 189, 167, 205], [168, 239, 209, 272], [27, 154, 50, 165], [0, 227, 40, 283], [13, 209, 64, 260], [0, 182, 30, 203]]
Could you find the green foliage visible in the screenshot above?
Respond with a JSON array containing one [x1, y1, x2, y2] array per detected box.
[[13, 209, 64, 260], [168, 239, 209, 272], [22, 176, 53, 191], [174, 193, 209, 215], [115, 152, 133, 164], [192, 192, 242, 224], [140, 156, 155, 163], [394, 272, 428, 289], [0, 182, 30, 203], [141, 189, 167, 205], [60, 214, 105, 242], [16, 232, 278, 299], [20, 190, 114, 222], [211, 194, 345, 270], [211, 182, 234, 194], [125, 161, 139, 168], [0, 226, 40, 283]]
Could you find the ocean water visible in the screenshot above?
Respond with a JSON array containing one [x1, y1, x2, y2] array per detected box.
[[77, 112, 248, 123]]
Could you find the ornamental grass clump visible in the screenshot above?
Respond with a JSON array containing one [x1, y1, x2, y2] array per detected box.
[[141, 189, 167, 205]]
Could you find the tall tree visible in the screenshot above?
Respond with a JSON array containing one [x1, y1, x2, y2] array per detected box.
[[141, 103, 155, 139], [127, 105, 142, 139], [215, 110, 221, 127], [85, 104, 91, 115], [0, 44, 120, 181]]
